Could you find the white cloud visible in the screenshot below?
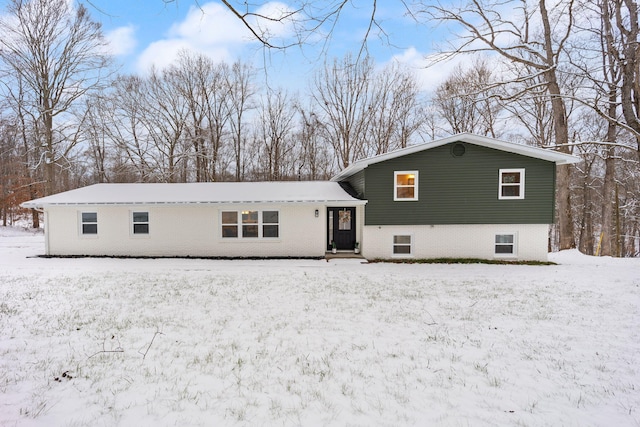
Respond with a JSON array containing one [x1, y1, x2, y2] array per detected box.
[[136, 38, 233, 72], [387, 47, 478, 93], [167, 2, 247, 45], [105, 25, 137, 56], [136, 2, 243, 72], [135, 1, 298, 73], [250, 2, 297, 40]]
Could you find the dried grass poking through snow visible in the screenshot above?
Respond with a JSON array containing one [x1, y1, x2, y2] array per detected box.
[[0, 231, 639, 426]]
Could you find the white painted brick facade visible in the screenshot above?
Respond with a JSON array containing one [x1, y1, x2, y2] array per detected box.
[[361, 223, 550, 261], [43, 204, 546, 261], [44, 204, 330, 257]]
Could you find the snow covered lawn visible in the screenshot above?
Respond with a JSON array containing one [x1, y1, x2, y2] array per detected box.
[[1, 226, 639, 426]]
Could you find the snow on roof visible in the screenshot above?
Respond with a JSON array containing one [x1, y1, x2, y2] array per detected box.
[[331, 133, 581, 182], [21, 181, 366, 209]]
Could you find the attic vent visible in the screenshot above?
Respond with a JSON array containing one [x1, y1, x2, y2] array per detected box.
[[451, 143, 466, 157]]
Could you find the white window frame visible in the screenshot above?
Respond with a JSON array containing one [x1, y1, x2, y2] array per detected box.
[[221, 211, 239, 238], [79, 211, 98, 237], [220, 210, 280, 240], [394, 171, 419, 201], [242, 210, 259, 238], [392, 234, 413, 257], [498, 168, 525, 200], [495, 233, 517, 257], [131, 211, 150, 237], [262, 210, 279, 238]]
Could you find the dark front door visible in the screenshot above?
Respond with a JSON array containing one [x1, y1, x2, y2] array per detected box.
[[327, 207, 356, 250]]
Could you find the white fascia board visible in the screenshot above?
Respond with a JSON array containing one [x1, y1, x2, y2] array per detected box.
[[21, 199, 368, 209], [331, 133, 581, 181]]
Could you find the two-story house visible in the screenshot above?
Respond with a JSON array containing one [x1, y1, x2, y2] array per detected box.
[[330, 133, 579, 261], [21, 133, 579, 261]]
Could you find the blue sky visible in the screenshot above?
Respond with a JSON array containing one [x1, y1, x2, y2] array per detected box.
[[91, 0, 461, 88], [2, 0, 462, 90]]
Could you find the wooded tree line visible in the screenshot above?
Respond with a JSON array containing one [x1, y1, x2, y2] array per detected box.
[[0, 0, 638, 256]]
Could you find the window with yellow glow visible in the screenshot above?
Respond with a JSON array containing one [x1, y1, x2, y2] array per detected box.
[[394, 171, 418, 201]]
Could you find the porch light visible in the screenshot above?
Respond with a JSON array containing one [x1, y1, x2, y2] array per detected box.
[[315, 209, 319, 217]]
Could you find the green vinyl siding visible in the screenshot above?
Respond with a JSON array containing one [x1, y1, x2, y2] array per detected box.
[[361, 142, 556, 225], [344, 170, 365, 199]]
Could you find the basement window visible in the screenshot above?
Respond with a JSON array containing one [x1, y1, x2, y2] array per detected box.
[[393, 235, 412, 256], [495, 233, 517, 256]]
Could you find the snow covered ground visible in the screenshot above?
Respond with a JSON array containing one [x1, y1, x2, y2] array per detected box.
[[0, 226, 638, 427]]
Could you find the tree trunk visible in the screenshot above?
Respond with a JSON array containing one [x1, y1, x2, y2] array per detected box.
[[579, 169, 594, 255], [600, 112, 617, 256], [31, 208, 39, 229], [547, 74, 575, 249], [541, 0, 575, 250]]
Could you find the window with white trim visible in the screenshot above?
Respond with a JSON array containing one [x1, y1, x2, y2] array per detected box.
[[221, 210, 279, 239], [221, 211, 239, 238], [499, 169, 525, 199], [81, 212, 97, 235], [394, 171, 418, 201], [393, 235, 412, 255], [132, 211, 149, 235], [495, 233, 517, 256], [262, 211, 279, 238], [242, 210, 259, 238]]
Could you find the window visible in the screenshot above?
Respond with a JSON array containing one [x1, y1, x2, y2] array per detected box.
[[132, 212, 149, 235], [495, 234, 516, 256], [393, 235, 412, 255], [262, 211, 279, 238], [242, 211, 259, 238], [394, 171, 418, 201], [221, 210, 279, 239], [81, 212, 97, 235], [221, 211, 238, 238], [499, 169, 525, 199]]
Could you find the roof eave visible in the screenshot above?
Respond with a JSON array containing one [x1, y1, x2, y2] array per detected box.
[[22, 199, 368, 209], [330, 133, 581, 181]]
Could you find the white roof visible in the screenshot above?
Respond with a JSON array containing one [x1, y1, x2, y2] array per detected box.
[[21, 181, 365, 209], [331, 133, 581, 181]]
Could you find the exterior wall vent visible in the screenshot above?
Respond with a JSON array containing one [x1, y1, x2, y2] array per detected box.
[[451, 143, 466, 157]]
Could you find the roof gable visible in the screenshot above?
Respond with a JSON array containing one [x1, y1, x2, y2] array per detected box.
[[331, 133, 580, 182]]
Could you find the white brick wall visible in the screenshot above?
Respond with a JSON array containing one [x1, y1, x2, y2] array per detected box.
[[42, 204, 545, 261], [45, 204, 328, 257], [361, 223, 550, 261]]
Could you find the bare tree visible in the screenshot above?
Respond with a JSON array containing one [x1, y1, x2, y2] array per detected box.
[[367, 62, 425, 154], [312, 54, 376, 169], [425, 0, 578, 250], [81, 93, 110, 183], [434, 58, 503, 137], [0, 114, 23, 226], [168, 51, 232, 182], [0, 0, 111, 196], [297, 108, 334, 180], [145, 68, 190, 183], [107, 75, 156, 182], [255, 88, 297, 180], [226, 61, 256, 181], [611, 0, 640, 152]]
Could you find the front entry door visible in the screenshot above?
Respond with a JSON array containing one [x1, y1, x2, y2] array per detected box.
[[327, 207, 356, 250]]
